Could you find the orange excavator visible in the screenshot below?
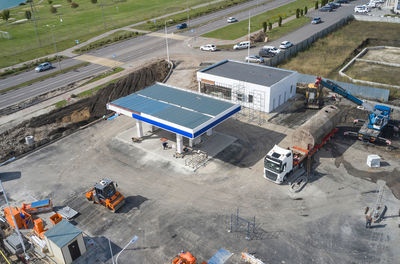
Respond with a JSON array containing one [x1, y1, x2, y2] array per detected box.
[[85, 179, 125, 212], [172, 252, 207, 264]]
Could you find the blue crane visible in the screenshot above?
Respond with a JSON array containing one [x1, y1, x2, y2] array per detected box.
[[315, 77, 393, 145]]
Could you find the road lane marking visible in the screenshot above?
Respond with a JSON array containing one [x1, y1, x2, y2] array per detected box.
[[75, 54, 123, 68], [148, 32, 188, 40]]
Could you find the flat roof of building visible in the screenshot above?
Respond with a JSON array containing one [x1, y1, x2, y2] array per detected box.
[[45, 219, 82, 248], [199, 60, 296, 87], [107, 83, 240, 138]]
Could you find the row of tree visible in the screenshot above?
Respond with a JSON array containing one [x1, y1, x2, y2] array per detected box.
[[261, 5, 310, 33]]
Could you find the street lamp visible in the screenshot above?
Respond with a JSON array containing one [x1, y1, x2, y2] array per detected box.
[[164, 19, 173, 65], [46, 24, 62, 71], [115, 236, 138, 264], [186, 0, 190, 26]]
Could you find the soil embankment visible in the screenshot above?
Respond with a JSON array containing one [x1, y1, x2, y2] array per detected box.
[[0, 60, 169, 163]]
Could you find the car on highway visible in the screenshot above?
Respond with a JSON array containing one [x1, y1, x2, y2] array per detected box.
[[327, 2, 341, 8], [200, 44, 217, 52], [233, 41, 250, 50], [227, 17, 238, 23], [279, 41, 293, 49], [335, 0, 348, 3], [176, 23, 187, 29], [35, 62, 52, 72], [319, 5, 333, 12], [258, 48, 275, 58], [354, 5, 370, 13], [311, 17, 322, 24], [262, 45, 281, 54], [245, 55, 264, 63]]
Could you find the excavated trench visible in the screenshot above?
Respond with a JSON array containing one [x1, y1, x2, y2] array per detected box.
[[0, 60, 169, 163]]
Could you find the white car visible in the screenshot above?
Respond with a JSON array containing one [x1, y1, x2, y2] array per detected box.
[[366, 1, 376, 7], [200, 44, 217, 52], [233, 41, 250, 50], [279, 41, 293, 49], [263, 45, 281, 54], [245, 55, 264, 63], [227, 17, 238, 23], [354, 5, 370, 13]]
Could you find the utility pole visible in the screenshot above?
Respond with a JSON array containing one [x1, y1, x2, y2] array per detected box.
[[186, 0, 190, 26], [165, 20, 172, 65], [101, 0, 106, 30], [47, 25, 61, 71], [29, 0, 41, 47], [248, 11, 251, 59]]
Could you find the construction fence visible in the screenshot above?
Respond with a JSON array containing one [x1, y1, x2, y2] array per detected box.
[[264, 15, 354, 67]]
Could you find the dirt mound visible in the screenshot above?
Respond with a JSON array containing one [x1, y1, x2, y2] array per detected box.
[[0, 60, 169, 163], [250, 31, 267, 43]]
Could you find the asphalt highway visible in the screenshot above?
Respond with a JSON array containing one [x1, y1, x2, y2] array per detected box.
[[0, 0, 366, 110]]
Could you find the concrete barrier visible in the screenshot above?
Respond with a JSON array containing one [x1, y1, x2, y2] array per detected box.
[[353, 14, 400, 23]]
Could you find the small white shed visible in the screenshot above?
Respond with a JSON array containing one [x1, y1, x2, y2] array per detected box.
[[44, 219, 86, 264]]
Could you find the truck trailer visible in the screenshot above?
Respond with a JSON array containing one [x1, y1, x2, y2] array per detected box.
[[264, 105, 340, 184]]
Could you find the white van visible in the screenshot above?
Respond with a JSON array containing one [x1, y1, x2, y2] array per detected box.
[[233, 41, 250, 50]]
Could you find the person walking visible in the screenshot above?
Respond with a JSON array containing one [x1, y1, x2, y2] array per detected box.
[[365, 214, 372, 228]]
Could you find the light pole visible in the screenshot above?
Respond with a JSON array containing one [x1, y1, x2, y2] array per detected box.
[[164, 19, 173, 65], [0, 181, 29, 261], [186, 0, 190, 26], [115, 236, 138, 264], [46, 25, 62, 71], [248, 11, 251, 60]]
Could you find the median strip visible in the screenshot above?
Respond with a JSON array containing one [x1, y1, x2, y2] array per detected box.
[[0, 62, 90, 94]]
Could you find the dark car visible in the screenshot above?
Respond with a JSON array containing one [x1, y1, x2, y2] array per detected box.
[[335, 0, 348, 3], [176, 23, 187, 29], [319, 5, 333, 11], [259, 48, 275, 58], [327, 2, 341, 8]]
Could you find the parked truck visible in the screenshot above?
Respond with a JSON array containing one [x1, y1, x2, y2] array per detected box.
[[264, 105, 340, 184]]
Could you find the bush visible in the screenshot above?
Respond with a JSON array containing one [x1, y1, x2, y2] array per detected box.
[[262, 21, 267, 33], [1, 9, 10, 21], [91, 0, 97, 3], [315, 1, 319, 10], [71, 2, 79, 8], [296, 8, 299, 18], [66, 0, 72, 2], [50, 6, 57, 13], [268, 22, 272, 31], [278, 16, 282, 27], [48, 0, 53, 4], [25, 10, 31, 19], [305, 6, 308, 14], [300, 9, 304, 16]]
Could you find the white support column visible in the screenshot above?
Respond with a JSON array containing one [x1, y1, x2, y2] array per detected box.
[[136, 120, 144, 138], [189, 138, 194, 147], [206, 128, 213, 136], [198, 82, 201, 93], [176, 134, 183, 154]]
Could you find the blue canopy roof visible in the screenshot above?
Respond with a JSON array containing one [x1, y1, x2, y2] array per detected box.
[[107, 83, 240, 138]]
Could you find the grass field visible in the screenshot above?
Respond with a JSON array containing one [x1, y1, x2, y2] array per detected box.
[[279, 20, 400, 99], [345, 61, 400, 86], [0, 0, 225, 68], [202, 0, 315, 40]]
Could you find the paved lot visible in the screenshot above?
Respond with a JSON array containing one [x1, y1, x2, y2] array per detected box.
[[1, 110, 400, 263]]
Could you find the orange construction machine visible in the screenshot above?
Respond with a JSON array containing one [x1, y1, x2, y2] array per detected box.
[[85, 179, 125, 212], [172, 252, 207, 264]]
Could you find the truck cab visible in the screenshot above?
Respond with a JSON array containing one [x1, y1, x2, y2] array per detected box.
[[264, 145, 294, 184]]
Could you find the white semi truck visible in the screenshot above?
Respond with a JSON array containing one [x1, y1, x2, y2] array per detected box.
[[264, 105, 340, 184]]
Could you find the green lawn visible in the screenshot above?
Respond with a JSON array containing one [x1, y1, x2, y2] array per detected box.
[[0, 0, 213, 68], [202, 0, 315, 40]]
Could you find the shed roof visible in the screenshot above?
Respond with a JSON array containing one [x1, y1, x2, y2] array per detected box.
[[199, 60, 296, 87], [107, 83, 240, 138], [45, 219, 82, 248]]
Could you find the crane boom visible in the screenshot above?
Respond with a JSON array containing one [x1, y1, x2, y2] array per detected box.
[[315, 77, 374, 112]]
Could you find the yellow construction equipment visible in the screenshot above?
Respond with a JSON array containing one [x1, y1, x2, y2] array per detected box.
[[305, 83, 323, 109]]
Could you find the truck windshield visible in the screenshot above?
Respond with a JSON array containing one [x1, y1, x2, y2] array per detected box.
[[264, 158, 282, 173]]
